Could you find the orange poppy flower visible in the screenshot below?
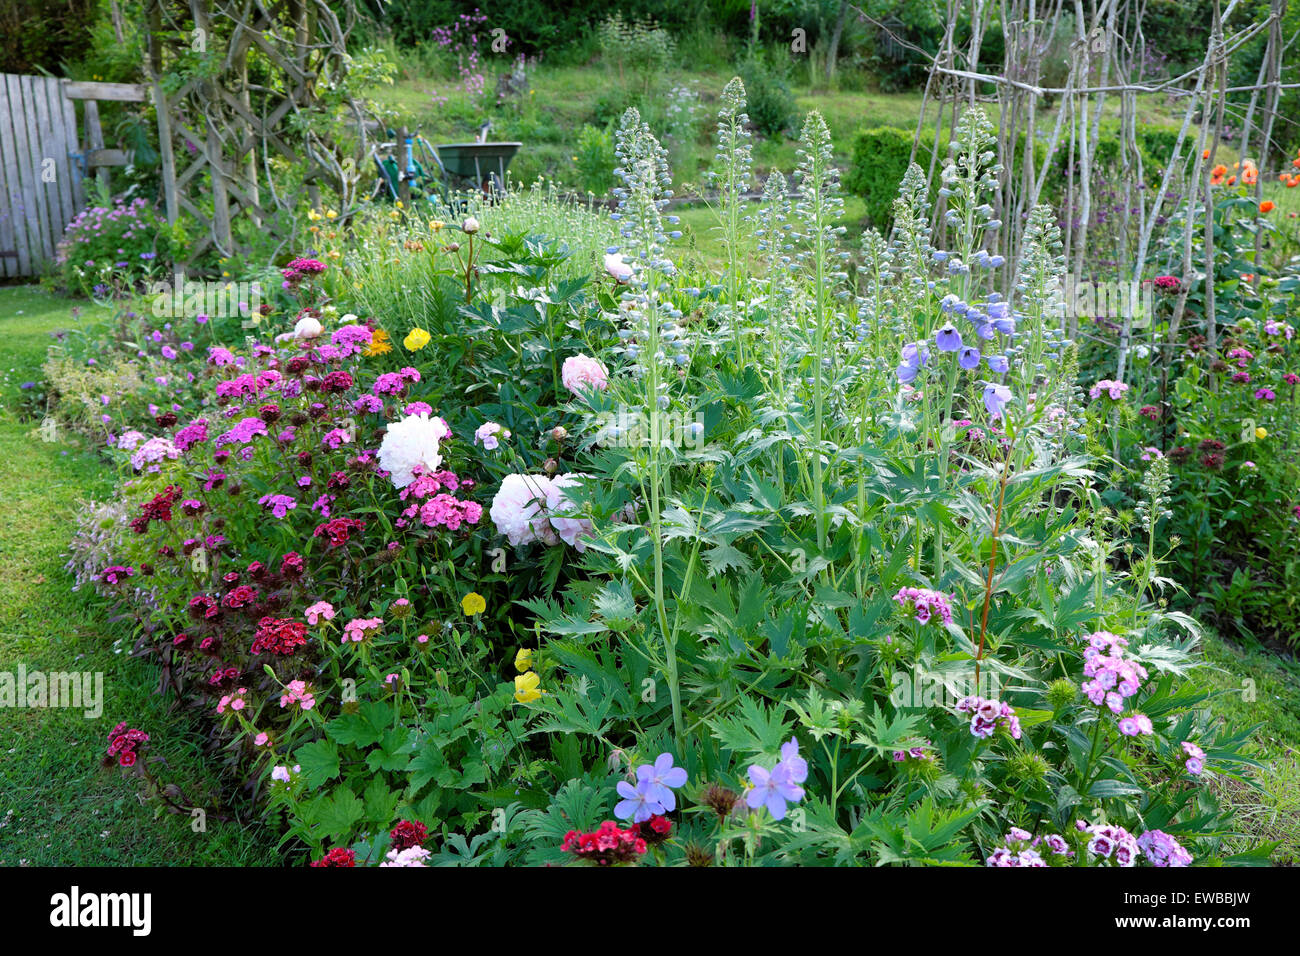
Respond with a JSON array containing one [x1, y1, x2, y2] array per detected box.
[[1227, 175, 1237, 185], [1260, 200, 1275, 213]]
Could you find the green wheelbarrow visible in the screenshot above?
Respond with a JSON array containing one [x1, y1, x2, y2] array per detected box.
[[431, 141, 523, 196]]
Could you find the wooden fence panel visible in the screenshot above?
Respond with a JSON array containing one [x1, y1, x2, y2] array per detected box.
[[0, 74, 139, 277], [0, 74, 34, 277]]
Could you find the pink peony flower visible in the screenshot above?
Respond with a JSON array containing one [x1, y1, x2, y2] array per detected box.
[[561, 354, 609, 396]]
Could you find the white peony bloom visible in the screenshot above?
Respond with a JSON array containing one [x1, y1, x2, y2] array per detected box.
[[377, 413, 445, 489], [490, 473, 557, 546], [293, 315, 323, 339], [547, 473, 594, 551], [274, 314, 323, 344]]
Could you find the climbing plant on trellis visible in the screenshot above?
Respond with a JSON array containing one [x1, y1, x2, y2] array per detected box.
[[144, 0, 382, 264]]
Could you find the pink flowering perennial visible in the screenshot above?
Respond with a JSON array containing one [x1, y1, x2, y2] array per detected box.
[[893, 587, 954, 626], [956, 695, 1022, 740]]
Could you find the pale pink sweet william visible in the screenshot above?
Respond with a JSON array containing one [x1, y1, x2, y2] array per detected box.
[[342, 617, 383, 643], [1089, 379, 1129, 401], [475, 421, 507, 450], [305, 601, 336, 625], [279, 680, 316, 710], [893, 587, 953, 626], [1181, 741, 1206, 775], [956, 695, 1022, 740]]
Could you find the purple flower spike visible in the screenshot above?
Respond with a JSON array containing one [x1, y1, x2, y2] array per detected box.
[[897, 341, 930, 384]]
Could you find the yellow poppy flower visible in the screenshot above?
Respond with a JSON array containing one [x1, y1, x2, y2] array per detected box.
[[514, 671, 542, 703], [429, 219, 445, 232], [1256, 426, 1268, 439], [404, 327, 431, 351], [515, 648, 533, 672], [461, 591, 486, 616]]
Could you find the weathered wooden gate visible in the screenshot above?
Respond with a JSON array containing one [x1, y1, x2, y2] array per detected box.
[[0, 75, 142, 278]]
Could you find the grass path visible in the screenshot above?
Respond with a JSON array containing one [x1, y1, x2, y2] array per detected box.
[[0, 286, 274, 866]]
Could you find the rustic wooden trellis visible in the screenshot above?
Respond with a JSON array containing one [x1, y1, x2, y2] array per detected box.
[[858, 0, 1295, 379], [144, 0, 369, 264]]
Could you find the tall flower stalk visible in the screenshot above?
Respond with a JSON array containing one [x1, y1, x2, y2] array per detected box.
[[610, 108, 686, 741], [754, 169, 793, 391], [792, 111, 845, 554], [711, 77, 754, 366]]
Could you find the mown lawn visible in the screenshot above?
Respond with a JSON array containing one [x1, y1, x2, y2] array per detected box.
[[1200, 630, 1300, 863], [0, 286, 275, 866]]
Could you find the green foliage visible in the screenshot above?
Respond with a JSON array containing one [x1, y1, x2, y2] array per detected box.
[[1078, 183, 1300, 648], [0, 0, 99, 73], [844, 126, 937, 229], [574, 124, 617, 196], [737, 57, 798, 139], [42, 80, 1285, 868], [50, 195, 182, 299]]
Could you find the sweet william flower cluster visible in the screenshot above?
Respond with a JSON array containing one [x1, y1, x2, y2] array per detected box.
[[956, 695, 1022, 740], [893, 586, 954, 626]]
